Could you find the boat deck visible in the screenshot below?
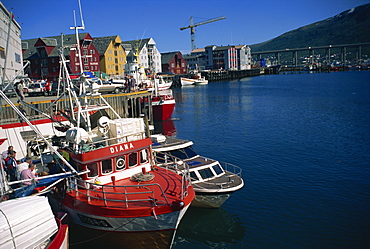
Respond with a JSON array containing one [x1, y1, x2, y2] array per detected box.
[[64, 167, 189, 215], [152, 136, 193, 150], [192, 170, 244, 192]]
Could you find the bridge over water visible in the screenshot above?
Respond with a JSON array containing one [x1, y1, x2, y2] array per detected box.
[[252, 42, 370, 66]]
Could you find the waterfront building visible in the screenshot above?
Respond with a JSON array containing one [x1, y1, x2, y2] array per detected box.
[[122, 38, 162, 74], [213, 45, 238, 70], [183, 48, 206, 70], [93, 35, 126, 77], [161, 51, 187, 74], [236, 45, 252, 70], [22, 33, 100, 81], [0, 2, 23, 80], [184, 44, 251, 71]]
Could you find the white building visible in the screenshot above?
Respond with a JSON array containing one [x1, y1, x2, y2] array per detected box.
[[122, 38, 162, 74], [0, 2, 23, 81], [236, 45, 252, 70]]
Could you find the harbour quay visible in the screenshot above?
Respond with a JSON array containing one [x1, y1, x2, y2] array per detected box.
[[0, 91, 153, 125], [171, 68, 261, 87]]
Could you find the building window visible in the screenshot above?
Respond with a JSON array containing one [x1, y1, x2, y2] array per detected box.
[[15, 53, 21, 63], [42, 68, 48, 76], [0, 47, 5, 59]]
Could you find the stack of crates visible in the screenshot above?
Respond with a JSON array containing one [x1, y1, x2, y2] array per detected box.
[[108, 118, 145, 144]]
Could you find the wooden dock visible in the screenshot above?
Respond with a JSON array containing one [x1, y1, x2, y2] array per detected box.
[[0, 91, 153, 125]]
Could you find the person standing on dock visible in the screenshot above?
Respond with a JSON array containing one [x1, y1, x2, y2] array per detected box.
[[129, 75, 136, 92], [15, 80, 25, 102], [44, 81, 51, 96], [124, 74, 130, 93]]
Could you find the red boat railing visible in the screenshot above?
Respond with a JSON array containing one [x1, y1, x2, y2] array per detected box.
[[64, 152, 192, 208], [152, 151, 192, 199], [67, 177, 172, 208]]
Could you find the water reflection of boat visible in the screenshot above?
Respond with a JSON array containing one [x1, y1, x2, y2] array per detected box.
[[153, 119, 177, 136], [174, 206, 245, 247]]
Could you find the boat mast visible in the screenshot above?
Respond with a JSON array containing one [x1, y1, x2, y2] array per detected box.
[[70, 0, 85, 75]]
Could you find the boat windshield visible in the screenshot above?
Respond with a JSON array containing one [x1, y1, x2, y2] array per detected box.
[[198, 167, 214, 180], [212, 164, 224, 175], [169, 146, 197, 159]]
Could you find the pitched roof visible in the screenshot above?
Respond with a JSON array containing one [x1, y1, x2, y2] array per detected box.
[[22, 33, 90, 59], [214, 45, 234, 51], [191, 48, 205, 53], [121, 38, 154, 56], [161, 52, 180, 64], [92, 35, 120, 55]]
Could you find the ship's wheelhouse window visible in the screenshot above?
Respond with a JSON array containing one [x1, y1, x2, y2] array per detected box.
[[198, 168, 214, 180], [169, 149, 187, 159], [190, 171, 199, 181], [140, 149, 148, 164], [129, 152, 138, 168], [116, 156, 126, 171], [102, 159, 113, 174], [212, 164, 224, 175], [184, 147, 197, 158], [87, 163, 98, 178], [169, 147, 197, 159]]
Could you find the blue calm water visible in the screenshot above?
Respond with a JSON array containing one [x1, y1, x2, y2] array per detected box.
[[165, 71, 370, 249]]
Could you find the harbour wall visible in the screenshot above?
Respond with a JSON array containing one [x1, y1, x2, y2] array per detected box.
[[171, 69, 261, 87]]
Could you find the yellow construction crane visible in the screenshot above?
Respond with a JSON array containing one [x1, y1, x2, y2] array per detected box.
[[180, 16, 226, 51]]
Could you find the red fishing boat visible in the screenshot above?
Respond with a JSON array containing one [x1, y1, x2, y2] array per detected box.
[[45, 35, 194, 247], [152, 89, 176, 121]]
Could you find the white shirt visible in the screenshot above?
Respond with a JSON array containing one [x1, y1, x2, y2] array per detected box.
[[17, 162, 29, 174]]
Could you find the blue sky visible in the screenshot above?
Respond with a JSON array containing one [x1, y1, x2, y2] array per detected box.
[[2, 0, 369, 54]]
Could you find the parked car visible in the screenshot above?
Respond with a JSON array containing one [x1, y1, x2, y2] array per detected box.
[[0, 83, 16, 97], [27, 82, 46, 96], [96, 80, 124, 94]]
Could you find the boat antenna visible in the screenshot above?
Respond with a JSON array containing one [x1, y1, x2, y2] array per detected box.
[[70, 0, 85, 74], [78, 0, 85, 30]]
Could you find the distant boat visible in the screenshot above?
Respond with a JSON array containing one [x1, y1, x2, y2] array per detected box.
[[180, 72, 208, 86], [151, 89, 176, 121], [152, 135, 244, 208]]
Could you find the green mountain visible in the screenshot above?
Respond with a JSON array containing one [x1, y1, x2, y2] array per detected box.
[[250, 3, 370, 52]]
